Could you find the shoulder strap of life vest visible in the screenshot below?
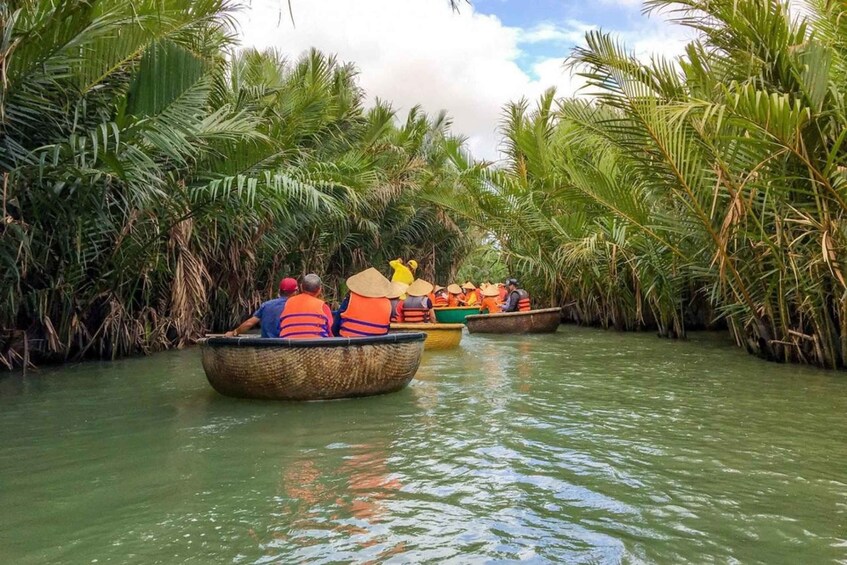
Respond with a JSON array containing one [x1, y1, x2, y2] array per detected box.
[[340, 293, 391, 337], [280, 294, 330, 338], [401, 296, 431, 323]]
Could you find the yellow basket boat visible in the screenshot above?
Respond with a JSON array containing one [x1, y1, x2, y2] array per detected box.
[[390, 323, 464, 350]]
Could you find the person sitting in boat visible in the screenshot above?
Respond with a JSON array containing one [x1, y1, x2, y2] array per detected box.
[[335, 268, 394, 337], [462, 282, 481, 306], [446, 283, 465, 307], [389, 258, 418, 285], [497, 282, 508, 302], [279, 274, 335, 339], [501, 278, 531, 312], [479, 284, 501, 314], [398, 279, 435, 323], [432, 286, 449, 307], [388, 282, 408, 324], [225, 277, 298, 338]]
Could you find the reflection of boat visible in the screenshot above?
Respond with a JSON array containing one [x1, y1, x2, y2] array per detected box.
[[199, 333, 426, 400], [390, 323, 464, 350], [433, 306, 480, 324], [465, 308, 562, 334]]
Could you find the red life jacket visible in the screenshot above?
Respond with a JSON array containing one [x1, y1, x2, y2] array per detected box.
[[505, 289, 531, 313], [401, 296, 431, 323], [433, 292, 448, 307], [389, 298, 402, 323], [280, 293, 332, 339], [340, 293, 391, 337], [516, 289, 531, 312]]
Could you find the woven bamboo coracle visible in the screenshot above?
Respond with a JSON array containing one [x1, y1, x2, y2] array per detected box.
[[465, 308, 562, 334], [199, 333, 426, 400], [390, 323, 464, 350]]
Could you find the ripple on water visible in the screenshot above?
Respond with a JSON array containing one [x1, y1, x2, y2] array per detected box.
[[1, 327, 847, 563]]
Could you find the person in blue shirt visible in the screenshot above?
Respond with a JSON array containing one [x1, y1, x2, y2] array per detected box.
[[225, 277, 298, 338]]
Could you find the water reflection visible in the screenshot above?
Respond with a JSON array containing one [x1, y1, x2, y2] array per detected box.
[[2, 329, 847, 563]]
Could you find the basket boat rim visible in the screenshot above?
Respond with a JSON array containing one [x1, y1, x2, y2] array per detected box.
[[199, 333, 426, 349], [465, 307, 562, 322], [390, 323, 465, 330]]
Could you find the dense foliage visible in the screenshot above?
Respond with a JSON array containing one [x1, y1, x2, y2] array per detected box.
[[0, 0, 474, 368], [441, 0, 847, 367]]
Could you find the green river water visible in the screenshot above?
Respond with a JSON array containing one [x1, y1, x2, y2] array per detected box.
[[1, 327, 846, 564]]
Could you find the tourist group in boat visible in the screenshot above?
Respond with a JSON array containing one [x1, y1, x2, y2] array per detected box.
[[224, 258, 531, 339]]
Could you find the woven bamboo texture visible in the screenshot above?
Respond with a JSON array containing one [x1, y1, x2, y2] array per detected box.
[[199, 334, 425, 400], [390, 323, 464, 350], [465, 308, 562, 334]]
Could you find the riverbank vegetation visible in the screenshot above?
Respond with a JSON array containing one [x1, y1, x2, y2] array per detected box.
[[0, 0, 475, 368], [437, 0, 847, 368], [4, 0, 847, 371]]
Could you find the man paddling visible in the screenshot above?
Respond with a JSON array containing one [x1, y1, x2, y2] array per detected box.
[[225, 277, 298, 337]]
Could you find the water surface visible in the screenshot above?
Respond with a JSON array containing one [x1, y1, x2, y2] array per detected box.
[[1, 327, 846, 563]]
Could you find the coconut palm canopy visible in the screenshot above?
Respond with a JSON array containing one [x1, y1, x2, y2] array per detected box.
[[0, 0, 476, 367], [4, 0, 847, 371], [432, 0, 847, 369]]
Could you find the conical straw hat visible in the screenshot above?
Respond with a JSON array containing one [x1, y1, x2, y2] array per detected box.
[[447, 283, 463, 294], [346, 267, 392, 298], [407, 279, 434, 297], [434, 285, 445, 292], [387, 282, 408, 300], [462, 281, 476, 290], [482, 285, 500, 297]]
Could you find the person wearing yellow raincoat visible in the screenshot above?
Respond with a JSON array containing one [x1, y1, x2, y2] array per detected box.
[[389, 258, 418, 285]]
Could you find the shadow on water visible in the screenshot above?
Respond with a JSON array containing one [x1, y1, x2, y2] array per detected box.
[[1, 327, 847, 563]]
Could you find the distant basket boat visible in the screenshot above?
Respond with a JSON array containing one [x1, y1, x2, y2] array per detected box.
[[198, 333, 426, 401], [433, 306, 480, 325], [465, 308, 562, 334], [390, 323, 464, 350]]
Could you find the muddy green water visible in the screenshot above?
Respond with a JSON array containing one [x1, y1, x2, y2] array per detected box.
[[1, 327, 846, 564]]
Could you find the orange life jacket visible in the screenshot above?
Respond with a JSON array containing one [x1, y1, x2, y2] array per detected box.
[[447, 293, 464, 307], [434, 292, 448, 307], [280, 293, 332, 339], [340, 293, 391, 337], [480, 297, 500, 314], [401, 296, 432, 323]]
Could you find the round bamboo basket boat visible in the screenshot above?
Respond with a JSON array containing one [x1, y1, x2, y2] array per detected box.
[[198, 333, 426, 401], [465, 308, 562, 335], [390, 323, 464, 350], [432, 306, 480, 325]]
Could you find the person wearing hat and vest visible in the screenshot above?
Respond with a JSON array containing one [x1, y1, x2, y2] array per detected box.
[[446, 283, 465, 307], [279, 274, 335, 339], [389, 258, 418, 286], [479, 284, 502, 314], [501, 278, 531, 312], [398, 279, 435, 323], [335, 268, 393, 337], [497, 282, 508, 302], [432, 285, 449, 307], [462, 282, 481, 306], [226, 277, 298, 338], [387, 282, 408, 324]]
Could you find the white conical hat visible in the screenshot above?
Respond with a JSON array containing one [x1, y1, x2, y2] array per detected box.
[[387, 282, 409, 299], [407, 279, 434, 297], [346, 268, 392, 298], [482, 285, 500, 297]]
